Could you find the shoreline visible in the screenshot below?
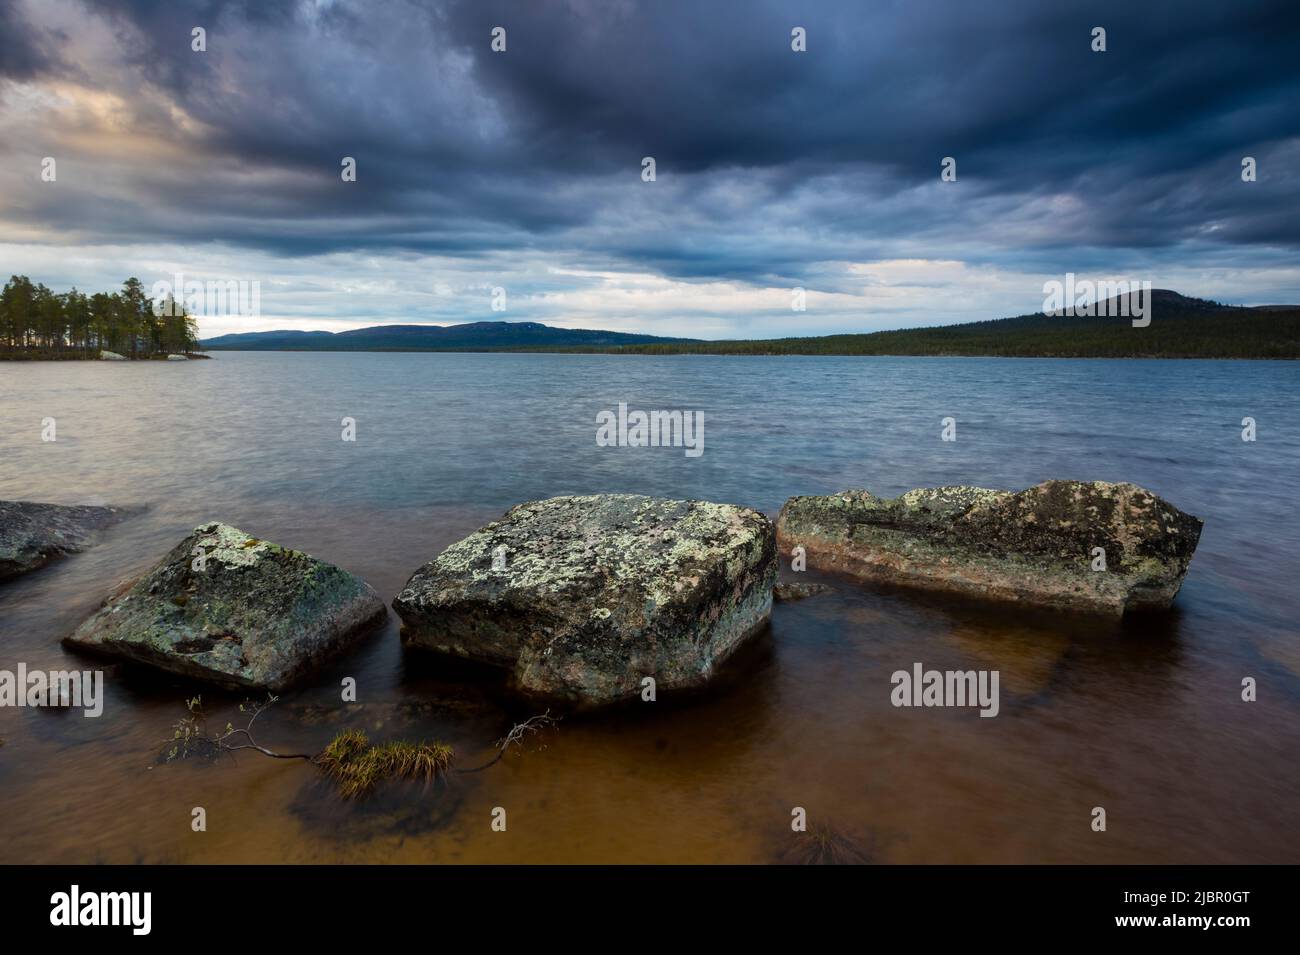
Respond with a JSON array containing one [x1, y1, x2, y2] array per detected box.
[[0, 352, 212, 361], [6, 349, 1294, 361], [193, 349, 1294, 360]]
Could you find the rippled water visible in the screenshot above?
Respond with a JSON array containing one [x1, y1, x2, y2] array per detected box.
[[1, 352, 1297, 863]]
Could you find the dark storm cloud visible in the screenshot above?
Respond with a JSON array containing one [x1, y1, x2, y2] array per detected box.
[[5, 0, 1300, 283], [0, 0, 66, 79]]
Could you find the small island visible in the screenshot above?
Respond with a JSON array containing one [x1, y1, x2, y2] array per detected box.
[[0, 275, 205, 360]]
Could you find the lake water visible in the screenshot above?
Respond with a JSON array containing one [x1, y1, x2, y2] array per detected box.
[[1, 352, 1297, 863]]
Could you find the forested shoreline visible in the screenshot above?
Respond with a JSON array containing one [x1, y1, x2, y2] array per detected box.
[[206, 297, 1300, 359], [0, 275, 202, 359], [553, 299, 1300, 359]]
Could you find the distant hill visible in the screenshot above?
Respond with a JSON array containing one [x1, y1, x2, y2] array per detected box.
[[561, 291, 1300, 359], [201, 321, 696, 351], [201, 292, 1300, 358]]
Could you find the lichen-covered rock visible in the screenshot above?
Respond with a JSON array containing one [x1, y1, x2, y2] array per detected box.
[[65, 523, 386, 690], [776, 480, 1202, 615], [0, 501, 124, 581], [393, 494, 776, 706]]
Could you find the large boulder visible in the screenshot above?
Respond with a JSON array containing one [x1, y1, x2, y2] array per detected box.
[[0, 501, 123, 581], [65, 523, 386, 690], [393, 494, 776, 706], [776, 480, 1202, 616]]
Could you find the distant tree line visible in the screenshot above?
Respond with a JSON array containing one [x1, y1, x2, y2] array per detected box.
[[0, 275, 201, 359], [528, 301, 1300, 360]]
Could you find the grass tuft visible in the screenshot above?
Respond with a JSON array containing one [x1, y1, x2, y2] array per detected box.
[[316, 729, 454, 799], [781, 823, 874, 865]]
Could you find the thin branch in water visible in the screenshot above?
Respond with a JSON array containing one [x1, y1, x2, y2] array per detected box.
[[459, 710, 560, 773], [160, 694, 314, 763], [160, 697, 560, 799]]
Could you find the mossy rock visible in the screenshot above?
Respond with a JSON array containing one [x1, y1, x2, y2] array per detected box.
[[65, 522, 386, 690], [393, 494, 776, 706], [776, 480, 1202, 616], [0, 500, 123, 581]]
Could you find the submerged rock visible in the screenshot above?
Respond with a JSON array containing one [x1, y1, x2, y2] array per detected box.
[[773, 581, 832, 602], [776, 480, 1202, 616], [392, 494, 776, 706], [65, 523, 386, 690], [0, 501, 123, 581]]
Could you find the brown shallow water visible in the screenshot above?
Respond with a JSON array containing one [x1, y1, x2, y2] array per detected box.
[[1, 353, 1298, 863], [3, 503, 1296, 865]]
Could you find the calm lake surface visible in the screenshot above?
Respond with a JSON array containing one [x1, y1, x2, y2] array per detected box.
[[1, 352, 1297, 863]]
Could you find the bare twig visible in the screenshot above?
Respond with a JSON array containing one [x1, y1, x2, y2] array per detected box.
[[458, 710, 561, 773], [160, 694, 314, 763], [161, 697, 560, 797]]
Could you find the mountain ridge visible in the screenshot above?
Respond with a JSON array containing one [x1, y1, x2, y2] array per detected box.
[[200, 290, 1300, 359], [202, 321, 696, 350]]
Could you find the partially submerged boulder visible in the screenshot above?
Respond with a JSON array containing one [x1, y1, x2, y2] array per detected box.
[[776, 480, 1202, 616], [393, 494, 776, 706], [66, 523, 386, 690], [773, 581, 832, 602], [0, 501, 123, 581]]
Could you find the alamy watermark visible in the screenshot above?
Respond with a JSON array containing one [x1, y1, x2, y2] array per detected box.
[[50, 885, 150, 935], [891, 662, 1000, 717], [1042, 273, 1152, 327], [596, 401, 704, 457], [0, 664, 104, 717], [151, 272, 260, 318]]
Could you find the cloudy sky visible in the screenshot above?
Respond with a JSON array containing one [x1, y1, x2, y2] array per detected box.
[[1, 0, 1297, 339]]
